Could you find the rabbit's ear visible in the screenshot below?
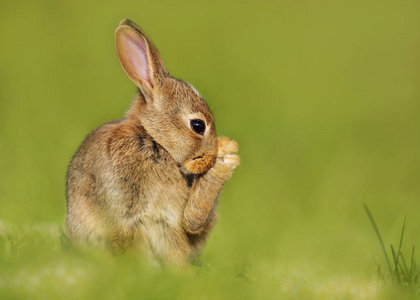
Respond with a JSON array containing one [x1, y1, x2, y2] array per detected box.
[[115, 20, 168, 99]]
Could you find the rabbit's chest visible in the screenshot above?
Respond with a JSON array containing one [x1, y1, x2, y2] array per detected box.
[[140, 170, 190, 224]]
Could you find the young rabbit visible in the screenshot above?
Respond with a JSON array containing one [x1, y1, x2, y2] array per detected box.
[[66, 19, 239, 264]]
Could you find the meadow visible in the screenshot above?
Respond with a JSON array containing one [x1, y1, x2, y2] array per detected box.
[[1, 0, 419, 299]]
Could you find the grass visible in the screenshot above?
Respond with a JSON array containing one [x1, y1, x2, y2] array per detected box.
[[0, 220, 417, 300], [364, 204, 419, 295]]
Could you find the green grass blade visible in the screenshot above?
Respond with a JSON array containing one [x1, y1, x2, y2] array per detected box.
[[410, 245, 415, 280], [364, 204, 393, 275], [400, 252, 411, 284], [391, 245, 401, 284], [396, 215, 406, 265]]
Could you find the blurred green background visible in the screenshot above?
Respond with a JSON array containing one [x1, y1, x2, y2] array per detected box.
[[1, 0, 419, 299]]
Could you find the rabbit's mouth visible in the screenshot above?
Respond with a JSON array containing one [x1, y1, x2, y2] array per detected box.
[[182, 154, 216, 174]]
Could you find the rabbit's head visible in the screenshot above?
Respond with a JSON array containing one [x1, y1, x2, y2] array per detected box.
[[115, 19, 218, 175]]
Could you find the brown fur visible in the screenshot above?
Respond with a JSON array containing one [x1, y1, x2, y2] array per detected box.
[[66, 19, 239, 265]]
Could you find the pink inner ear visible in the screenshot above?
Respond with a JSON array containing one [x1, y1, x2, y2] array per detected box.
[[123, 31, 153, 88]]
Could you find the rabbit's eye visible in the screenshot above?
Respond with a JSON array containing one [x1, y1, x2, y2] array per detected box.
[[190, 119, 206, 135]]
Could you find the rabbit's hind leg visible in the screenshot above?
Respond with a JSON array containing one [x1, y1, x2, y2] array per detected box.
[[66, 198, 108, 249]]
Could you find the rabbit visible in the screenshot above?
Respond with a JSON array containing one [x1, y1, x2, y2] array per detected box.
[[66, 19, 239, 265]]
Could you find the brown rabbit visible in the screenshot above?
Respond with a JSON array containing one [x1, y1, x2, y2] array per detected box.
[[66, 19, 239, 264]]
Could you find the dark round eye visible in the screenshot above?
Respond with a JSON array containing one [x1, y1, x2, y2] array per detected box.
[[190, 119, 206, 135]]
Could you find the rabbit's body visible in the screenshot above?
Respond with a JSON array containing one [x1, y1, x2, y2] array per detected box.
[[67, 100, 210, 261], [66, 19, 239, 264]]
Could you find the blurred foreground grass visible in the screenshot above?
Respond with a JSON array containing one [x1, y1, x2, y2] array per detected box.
[[0, 222, 417, 300], [0, 222, 382, 300], [1, 0, 420, 299]]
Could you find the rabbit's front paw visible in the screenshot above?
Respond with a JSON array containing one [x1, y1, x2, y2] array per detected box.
[[218, 136, 238, 157], [216, 137, 240, 170]]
